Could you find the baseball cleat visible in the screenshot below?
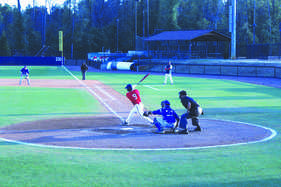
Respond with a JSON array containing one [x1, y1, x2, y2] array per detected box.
[[194, 126, 201, 131], [155, 129, 165, 134], [174, 128, 189, 134], [179, 130, 189, 134], [121, 121, 128, 126]]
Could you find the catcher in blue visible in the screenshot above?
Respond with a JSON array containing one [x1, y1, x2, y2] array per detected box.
[[143, 100, 179, 134], [19, 65, 30, 86]]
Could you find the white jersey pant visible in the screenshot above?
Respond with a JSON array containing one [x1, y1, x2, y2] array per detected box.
[[164, 73, 173, 84], [126, 103, 153, 124], [19, 74, 30, 85]]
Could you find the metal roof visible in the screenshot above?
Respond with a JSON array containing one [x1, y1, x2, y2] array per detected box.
[[145, 30, 230, 41]]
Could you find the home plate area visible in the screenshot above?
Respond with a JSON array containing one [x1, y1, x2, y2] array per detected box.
[[0, 116, 273, 149]]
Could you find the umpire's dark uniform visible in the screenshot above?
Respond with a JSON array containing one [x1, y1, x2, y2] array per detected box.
[[179, 90, 203, 131], [81, 63, 88, 80]]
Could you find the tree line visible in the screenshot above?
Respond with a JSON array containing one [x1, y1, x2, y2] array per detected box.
[[0, 0, 280, 59]]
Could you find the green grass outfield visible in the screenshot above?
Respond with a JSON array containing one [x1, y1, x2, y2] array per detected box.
[[0, 66, 280, 186]]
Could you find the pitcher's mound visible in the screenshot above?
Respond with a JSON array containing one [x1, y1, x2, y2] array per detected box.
[[0, 116, 273, 149]]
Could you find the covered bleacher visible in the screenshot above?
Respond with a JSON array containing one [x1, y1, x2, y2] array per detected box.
[[144, 30, 231, 59]]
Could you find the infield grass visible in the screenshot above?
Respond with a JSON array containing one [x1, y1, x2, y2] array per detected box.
[[0, 66, 280, 186]]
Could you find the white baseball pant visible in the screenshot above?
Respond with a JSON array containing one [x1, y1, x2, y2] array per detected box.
[[125, 102, 153, 124]]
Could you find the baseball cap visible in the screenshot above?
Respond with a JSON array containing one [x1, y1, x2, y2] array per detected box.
[[179, 90, 187, 96]]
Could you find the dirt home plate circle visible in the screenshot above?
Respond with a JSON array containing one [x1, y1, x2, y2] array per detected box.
[[0, 116, 275, 150], [0, 77, 276, 150]]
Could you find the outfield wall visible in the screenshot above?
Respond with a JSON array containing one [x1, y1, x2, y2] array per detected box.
[[0, 57, 64, 66], [136, 60, 281, 78]]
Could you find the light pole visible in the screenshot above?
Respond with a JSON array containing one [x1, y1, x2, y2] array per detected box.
[[116, 19, 119, 52], [135, 0, 138, 50], [279, 22, 281, 42], [279, 22, 281, 57], [146, 0, 149, 37], [253, 0, 256, 44], [231, 0, 236, 59]]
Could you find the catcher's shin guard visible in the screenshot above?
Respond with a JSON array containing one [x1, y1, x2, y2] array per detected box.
[[153, 118, 162, 131], [192, 118, 199, 126]]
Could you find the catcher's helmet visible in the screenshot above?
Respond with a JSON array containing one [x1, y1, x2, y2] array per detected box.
[[125, 84, 133, 91], [161, 100, 170, 108], [161, 100, 166, 108], [164, 100, 170, 105]]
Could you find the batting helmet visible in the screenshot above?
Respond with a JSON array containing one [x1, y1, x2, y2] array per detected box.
[[125, 84, 133, 91]]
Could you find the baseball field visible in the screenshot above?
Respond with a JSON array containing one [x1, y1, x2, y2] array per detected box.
[[0, 65, 280, 186]]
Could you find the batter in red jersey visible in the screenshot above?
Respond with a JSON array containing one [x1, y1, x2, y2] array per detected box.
[[126, 89, 141, 105], [122, 84, 153, 125]]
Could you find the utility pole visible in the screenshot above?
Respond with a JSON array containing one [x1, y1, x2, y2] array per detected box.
[[42, 1, 47, 47], [135, 0, 138, 50], [267, 0, 271, 43], [17, 0, 21, 12], [71, 0, 76, 59], [253, 0, 256, 44], [146, 0, 149, 37], [231, 0, 236, 59], [143, 3, 145, 37], [33, 0, 35, 20], [117, 19, 119, 52], [279, 22, 281, 57]]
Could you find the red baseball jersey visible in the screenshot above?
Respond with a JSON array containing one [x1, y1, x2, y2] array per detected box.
[[126, 89, 141, 105]]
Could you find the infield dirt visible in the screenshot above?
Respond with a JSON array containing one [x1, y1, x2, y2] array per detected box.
[[0, 78, 274, 149]]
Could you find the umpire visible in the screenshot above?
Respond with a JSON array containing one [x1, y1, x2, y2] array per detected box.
[[81, 62, 88, 80], [176, 90, 203, 133]]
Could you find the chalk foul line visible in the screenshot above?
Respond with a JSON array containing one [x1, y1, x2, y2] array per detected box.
[[62, 65, 124, 122], [143, 85, 160, 91]]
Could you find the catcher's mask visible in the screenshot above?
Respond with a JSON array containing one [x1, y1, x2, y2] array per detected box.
[[164, 100, 170, 106], [161, 100, 170, 108], [179, 90, 187, 97], [161, 100, 166, 108]]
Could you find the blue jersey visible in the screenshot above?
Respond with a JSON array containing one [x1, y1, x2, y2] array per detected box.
[[152, 106, 179, 123], [165, 64, 172, 74], [21, 68, 29, 75]]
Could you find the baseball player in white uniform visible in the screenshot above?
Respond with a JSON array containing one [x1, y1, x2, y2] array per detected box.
[[164, 61, 173, 85]]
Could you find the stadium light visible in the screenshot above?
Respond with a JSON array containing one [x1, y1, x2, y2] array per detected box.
[[253, 0, 256, 44], [135, 0, 138, 50], [117, 19, 119, 52], [279, 22, 281, 49], [147, 0, 149, 37], [230, 0, 236, 59]]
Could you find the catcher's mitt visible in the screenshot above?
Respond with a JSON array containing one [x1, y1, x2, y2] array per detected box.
[[143, 111, 152, 117]]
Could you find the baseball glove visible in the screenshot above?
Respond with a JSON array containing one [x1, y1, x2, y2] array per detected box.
[[143, 111, 152, 117]]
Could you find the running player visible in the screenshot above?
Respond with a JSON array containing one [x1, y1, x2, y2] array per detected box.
[[122, 84, 153, 125]]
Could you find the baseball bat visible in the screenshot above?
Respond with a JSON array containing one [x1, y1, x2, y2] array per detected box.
[[136, 73, 150, 85], [133, 73, 150, 89]]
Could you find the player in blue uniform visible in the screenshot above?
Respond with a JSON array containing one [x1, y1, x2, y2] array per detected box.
[[144, 100, 179, 133], [19, 65, 30, 85]]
